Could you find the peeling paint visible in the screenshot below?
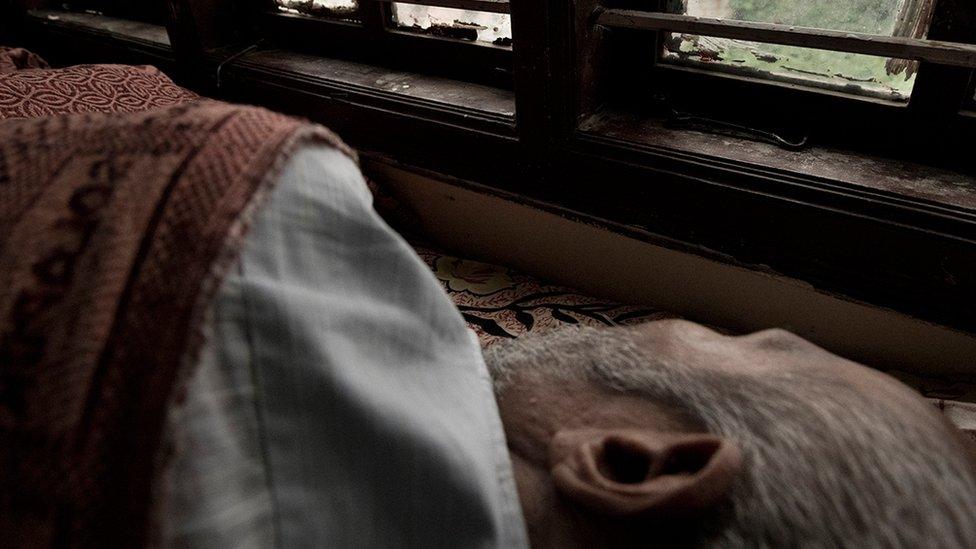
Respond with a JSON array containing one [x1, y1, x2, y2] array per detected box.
[[276, 0, 357, 20], [665, 35, 915, 101], [392, 4, 511, 45], [665, 0, 932, 102]]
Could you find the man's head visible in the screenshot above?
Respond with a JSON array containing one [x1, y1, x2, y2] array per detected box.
[[484, 321, 976, 547]]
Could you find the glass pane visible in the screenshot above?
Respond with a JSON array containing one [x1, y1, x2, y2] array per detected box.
[[683, 0, 908, 34], [664, 0, 933, 101], [276, 0, 358, 19], [391, 5, 512, 46]]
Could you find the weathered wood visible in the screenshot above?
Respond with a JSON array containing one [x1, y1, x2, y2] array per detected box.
[[26, 9, 170, 45], [374, 0, 509, 14], [908, 0, 976, 117], [885, 0, 936, 77], [597, 10, 976, 68], [232, 49, 516, 120], [259, 11, 512, 88], [507, 0, 560, 175]]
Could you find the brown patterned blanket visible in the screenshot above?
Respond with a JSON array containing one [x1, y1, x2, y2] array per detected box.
[[0, 98, 353, 547], [0, 46, 50, 73], [0, 64, 198, 120]]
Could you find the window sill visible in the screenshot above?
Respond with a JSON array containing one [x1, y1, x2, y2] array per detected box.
[[222, 49, 516, 132], [21, 9, 174, 68], [210, 48, 519, 189], [508, 108, 976, 335], [579, 109, 976, 219], [26, 10, 171, 48]]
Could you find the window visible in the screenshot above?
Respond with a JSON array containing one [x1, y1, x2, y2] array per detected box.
[[263, 0, 513, 85], [391, 5, 511, 46], [276, 0, 359, 21], [275, 0, 512, 47], [593, 0, 976, 157], [663, 0, 931, 101], [274, 0, 511, 45], [274, 0, 511, 44]]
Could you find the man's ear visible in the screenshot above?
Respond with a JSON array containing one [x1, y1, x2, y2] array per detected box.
[[549, 428, 742, 518]]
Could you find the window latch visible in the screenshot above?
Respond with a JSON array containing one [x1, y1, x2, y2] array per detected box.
[[216, 40, 267, 90], [666, 109, 809, 151]]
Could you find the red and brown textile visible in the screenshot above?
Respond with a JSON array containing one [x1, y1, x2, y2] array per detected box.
[[0, 46, 50, 73], [0, 64, 198, 120], [0, 100, 354, 547]]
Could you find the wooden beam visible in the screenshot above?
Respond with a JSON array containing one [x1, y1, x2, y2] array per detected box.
[[596, 10, 976, 68], [375, 0, 509, 14]]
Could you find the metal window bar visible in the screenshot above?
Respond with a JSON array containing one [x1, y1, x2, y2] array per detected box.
[[596, 11, 976, 69]]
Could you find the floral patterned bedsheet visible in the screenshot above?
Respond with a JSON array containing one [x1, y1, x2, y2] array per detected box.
[[412, 244, 671, 347]]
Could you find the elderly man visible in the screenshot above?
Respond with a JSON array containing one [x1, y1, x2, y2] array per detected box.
[[3, 97, 974, 548], [157, 142, 976, 547]]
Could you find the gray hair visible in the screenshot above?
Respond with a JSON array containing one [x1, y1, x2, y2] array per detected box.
[[484, 326, 976, 548]]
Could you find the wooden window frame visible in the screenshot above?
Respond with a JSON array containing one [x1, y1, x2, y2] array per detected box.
[[597, 11, 976, 67], [585, 0, 976, 167], [249, 0, 513, 87]]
